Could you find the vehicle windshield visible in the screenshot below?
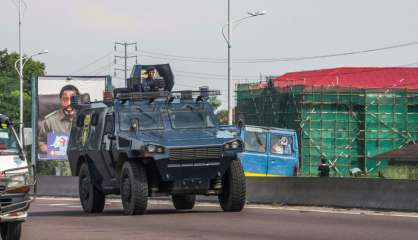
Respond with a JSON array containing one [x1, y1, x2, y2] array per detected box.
[[244, 131, 267, 153], [169, 105, 215, 129], [119, 111, 164, 131], [0, 127, 20, 154]]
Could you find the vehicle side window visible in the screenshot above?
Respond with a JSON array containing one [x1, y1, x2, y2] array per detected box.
[[76, 114, 85, 127], [271, 135, 292, 155], [91, 113, 99, 126], [104, 114, 114, 135], [244, 131, 267, 153]]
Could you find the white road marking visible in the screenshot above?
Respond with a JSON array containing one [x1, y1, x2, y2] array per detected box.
[[35, 197, 418, 219], [63, 205, 82, 208], [42, 203, 71, 206]]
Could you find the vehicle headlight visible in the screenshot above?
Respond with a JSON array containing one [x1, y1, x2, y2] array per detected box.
[[146, 144, 165, 154], [156, 146, 164, 153], [147, 144, 156, 153], [224, 140, 241, 150], [5, 174, 27, 189], [231, 141, 240, 149]]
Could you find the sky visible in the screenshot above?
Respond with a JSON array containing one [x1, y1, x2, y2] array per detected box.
[[1, 0, 418, 108]]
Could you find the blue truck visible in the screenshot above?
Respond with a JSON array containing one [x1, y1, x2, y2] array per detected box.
[[238, 125, 299, 177]]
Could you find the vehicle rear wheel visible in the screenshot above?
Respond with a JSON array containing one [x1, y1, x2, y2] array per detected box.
[[218, 159, 246, 212], [0, 222, 22, 240], [78, 162, 105, 213], [120, 161, 148, 215], [172, 195, 196, 210]]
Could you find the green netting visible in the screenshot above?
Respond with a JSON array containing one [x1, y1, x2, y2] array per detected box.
[[236, 84, 418, 177]]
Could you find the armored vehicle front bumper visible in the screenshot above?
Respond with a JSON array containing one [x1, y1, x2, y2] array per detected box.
[[151, 145, 240, 194]]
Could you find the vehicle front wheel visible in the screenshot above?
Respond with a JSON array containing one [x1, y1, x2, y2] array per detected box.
[[172, 195, 196, 210], [78, 162, 105, 213], [120, 161, 148, 215], [218, 159, 246, 212], [0, 222, 22, 240]]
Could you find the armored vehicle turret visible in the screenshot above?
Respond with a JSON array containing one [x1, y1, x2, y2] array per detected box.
[[67, 64, 246, 215]]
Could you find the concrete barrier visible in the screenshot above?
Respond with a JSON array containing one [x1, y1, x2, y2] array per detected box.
[[246, 177, 418, 211], [36, 176, 418, 211], [37, 176, 78, 197]]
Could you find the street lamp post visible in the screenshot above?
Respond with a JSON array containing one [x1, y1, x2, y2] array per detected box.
[[222, 4, 266, 125], [18, 0, 23, 142], [15, 50, 49, 141]]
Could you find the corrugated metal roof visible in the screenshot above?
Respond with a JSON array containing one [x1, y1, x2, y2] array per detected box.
[[270, 67, 418, 89], [370, 143, 418, 161]]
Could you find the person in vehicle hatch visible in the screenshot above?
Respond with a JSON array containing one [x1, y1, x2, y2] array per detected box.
[[38, 84, 79, 154], [142, 67, 158, 92]]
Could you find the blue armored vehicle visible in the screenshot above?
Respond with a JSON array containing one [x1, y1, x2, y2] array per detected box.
[[67, 64, 246, 215]]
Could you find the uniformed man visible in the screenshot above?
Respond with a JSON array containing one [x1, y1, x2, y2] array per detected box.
[[38, 85, 79, 154], [142, 67, 157, 92]]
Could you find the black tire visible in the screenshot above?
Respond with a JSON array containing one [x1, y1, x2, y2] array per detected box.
[[0, 222, 22, 240], [218, 159, 246, 212], [172, 195, 196, 210], [78, 162, 105, 213], [120, 161, 148, 215]]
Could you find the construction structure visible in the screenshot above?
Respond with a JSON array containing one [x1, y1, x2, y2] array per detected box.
[[236, 67, 418, 177]]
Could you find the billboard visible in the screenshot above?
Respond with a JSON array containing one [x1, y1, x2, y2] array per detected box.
[[35, 76, 110, 161]]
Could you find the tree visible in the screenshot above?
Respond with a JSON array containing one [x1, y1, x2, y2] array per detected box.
[[0, 50, 54, 174], [208, 96, 222, 112], [216, 110, 228, 124], [0, 49, 45, 125]]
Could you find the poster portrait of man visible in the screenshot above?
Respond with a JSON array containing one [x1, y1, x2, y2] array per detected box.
[[36, 76, 108, 160]]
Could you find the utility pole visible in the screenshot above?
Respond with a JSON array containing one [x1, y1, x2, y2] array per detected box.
[[18, 0, 23, 142], [114, 42, 138, 87], [227, 0, 232, 125], [223, 1, 265, 125]]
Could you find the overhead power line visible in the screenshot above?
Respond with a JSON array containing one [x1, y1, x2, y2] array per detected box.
[[175, 70, 257, 78], [140, 40, 418, 64], [70, 51, 113, 75], [85, 63, 112, 75]]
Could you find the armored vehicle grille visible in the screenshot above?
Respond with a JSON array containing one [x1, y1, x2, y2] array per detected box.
[[169, 146, 222, 160]]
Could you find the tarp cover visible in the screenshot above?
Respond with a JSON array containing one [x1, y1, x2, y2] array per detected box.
[[270, 67, 418, 89]]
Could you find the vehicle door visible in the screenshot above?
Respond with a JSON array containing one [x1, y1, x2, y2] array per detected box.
[[239, 128, 268, 176], [100, 112, 116, 178], [267, 132, 297, 176]]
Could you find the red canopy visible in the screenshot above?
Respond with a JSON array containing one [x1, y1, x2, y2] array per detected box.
[[270, 67, 418, 89]]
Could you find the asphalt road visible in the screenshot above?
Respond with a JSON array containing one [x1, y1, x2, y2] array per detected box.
[[21, 197, 418, 240]]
